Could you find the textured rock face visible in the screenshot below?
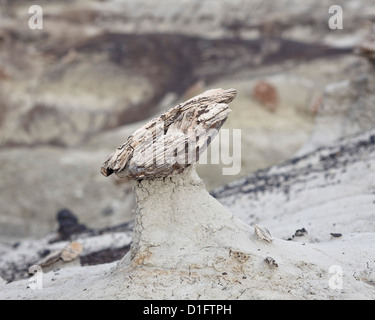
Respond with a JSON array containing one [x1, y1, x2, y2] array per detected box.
[[0, 0, 374, 241], [212, 129, 375, 242], [126, 166, 254, 269], [0, 147, 135, 242], [1, 0, 373, 148], [1, 160, 374, 299], [0, 42, 155, 148], [101, 88, 236, 179], [1, 103, 375, 299], [0, 227, 132, 282], [298, 59, 375, 155]]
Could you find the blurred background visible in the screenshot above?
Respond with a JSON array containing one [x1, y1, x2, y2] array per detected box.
[[0, 0, 374, 243]]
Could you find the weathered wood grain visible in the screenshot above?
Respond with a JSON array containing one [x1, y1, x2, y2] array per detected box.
[[101, 88, 237, 180]]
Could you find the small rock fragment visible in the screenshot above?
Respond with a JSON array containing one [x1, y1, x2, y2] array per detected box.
[[38, 242, 83, 267], [38, 251, 62, 268], [61, 242, 83, 262], [330, 233, 342, 238], [254, 224, 274, 243], [294, 228, 308, 237], [56, 208, 87, 241], [264, 256, 278, 268], [252, 80, 278, 112]]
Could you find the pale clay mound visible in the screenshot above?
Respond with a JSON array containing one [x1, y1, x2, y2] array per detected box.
[[1, 150, 375, 299]]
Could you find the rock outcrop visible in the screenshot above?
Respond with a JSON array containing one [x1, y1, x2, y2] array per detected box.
[[298, 56, 375, 155], [1, 0, 375, 300], [212, 129, 375, 242], [1, 157, 374, 299]]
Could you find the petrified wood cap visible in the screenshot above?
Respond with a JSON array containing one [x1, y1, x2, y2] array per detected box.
[[101, 88, 237, 180]]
